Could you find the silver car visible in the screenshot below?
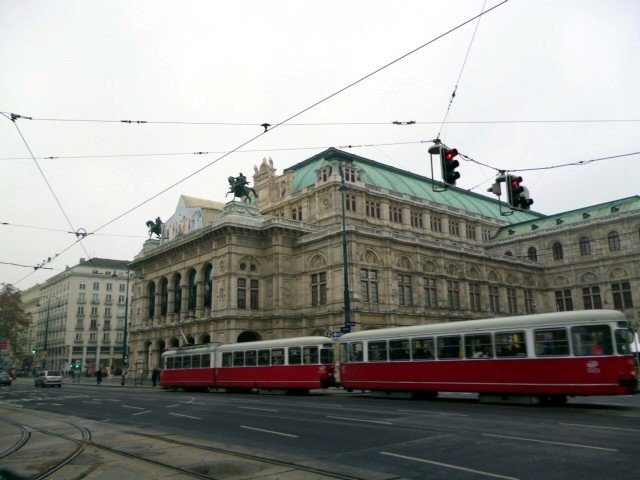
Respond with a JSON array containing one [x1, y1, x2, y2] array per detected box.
[[34, 370, 63, 388]]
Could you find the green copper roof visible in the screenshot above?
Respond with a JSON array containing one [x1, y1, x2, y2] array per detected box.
[[285, 148, 544, 224], [492, 195, 640, 239]]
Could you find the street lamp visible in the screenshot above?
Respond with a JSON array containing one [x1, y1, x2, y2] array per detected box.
[[339, 166, 352, 332], [113, 268, 131, 385]]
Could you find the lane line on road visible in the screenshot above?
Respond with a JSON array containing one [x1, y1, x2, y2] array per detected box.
[[240, 426, 298, 438], [380, 451, 519, 480], [121, 405, 145, 410], [298, 402, 344, 408], [327, 415, 393, 425], [559, 422, 640, 433], [482, 433, 618, 452], [132, 410, 152, 416], [398, 409, 468, 417], [238, 406, 278, 412], [169, 413, 201, 420]]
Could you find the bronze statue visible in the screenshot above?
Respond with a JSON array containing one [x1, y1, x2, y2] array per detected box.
[[146, 217, 163, 238], [227, 173, 258, 203]]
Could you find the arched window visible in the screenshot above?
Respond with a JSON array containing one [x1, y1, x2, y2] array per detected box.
[[504, 251, 513, 257], [579, 237, 591, 256], [160, 278, 168, 316], [607, 231, 620, 251], [147, 282, 156, 318], [527, 247, 537, 261], [188, 270, 197, 311], [552, 242, 563, 260]]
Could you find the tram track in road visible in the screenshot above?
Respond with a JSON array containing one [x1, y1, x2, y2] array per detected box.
[[0, 405, 390, 480]]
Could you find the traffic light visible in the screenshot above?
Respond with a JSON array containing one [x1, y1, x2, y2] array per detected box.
[[506, 175, 534, 210], [440, 147, 460, 185]]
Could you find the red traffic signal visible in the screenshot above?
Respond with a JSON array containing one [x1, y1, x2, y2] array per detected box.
[[506, 175, 533, 210], [440, 147, 460, 185]]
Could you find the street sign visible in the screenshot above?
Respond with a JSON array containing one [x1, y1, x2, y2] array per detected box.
[[345, 322, 356, 327], [331, 332, 342, 339], [340, 327, 351, 334]]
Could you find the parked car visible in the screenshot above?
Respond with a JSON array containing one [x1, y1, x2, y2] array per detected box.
[[34, 370, 63, 388], [0, 373, 12, 386]]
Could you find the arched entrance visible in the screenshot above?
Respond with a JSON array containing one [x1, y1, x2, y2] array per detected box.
[[237, 331, 262, 343]]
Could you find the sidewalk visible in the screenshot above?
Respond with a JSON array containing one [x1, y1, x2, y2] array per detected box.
[[66, 374, 159, 388]]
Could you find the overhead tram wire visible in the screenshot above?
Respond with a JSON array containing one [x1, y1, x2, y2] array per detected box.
[[436, 0, 488, 141], [86, 1, 511, 237], [1, 113, 92, 265]]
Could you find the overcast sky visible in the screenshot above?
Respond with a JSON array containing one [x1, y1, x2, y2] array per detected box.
[[1, 0, 638, 291]]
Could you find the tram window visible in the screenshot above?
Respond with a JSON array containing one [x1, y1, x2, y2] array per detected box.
[[272, 348, 285, 365], [320, 346, 334, 364], [495, 331, 527, 357], [615, 329, 633, 355], [192, 355, 201, 368], [389, 339, 410, 361], [166, 357, 174, 369], [303, 346, 319, 364], [535, 328, 569, 356], [368, 341, 388, 362], [437, 336, 462, 359], [175, 356, 183, 369], [571, 325, 613, 356], [258, 349, 270, 365], [245, 350, 257, 366], [222, 352, 232, 367], [289, 347, 302, 365], [349, 342, 364, 362], [233, 351, 245, 366], [412, 337, 435, 360], [465, 334, 493, 359], [183, 356, 192, 369], [202, 354, 211, 368]]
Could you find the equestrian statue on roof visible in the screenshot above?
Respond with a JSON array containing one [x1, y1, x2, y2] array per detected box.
[[227, 172, 258, 204]]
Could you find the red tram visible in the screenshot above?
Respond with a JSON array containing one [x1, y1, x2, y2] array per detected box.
[[160, 337, 336, 393], [338, 310, 638, 403]]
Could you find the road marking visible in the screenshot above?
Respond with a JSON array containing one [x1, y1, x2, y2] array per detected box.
[[238, 406, 278, 412], [380, 451, 519, 480], [82, 401, 102, 404], [169, 413, 201, 420], [398, 409, 468, 417], [559, 422, 640, 433], [240, 426, 298, 438], [121, 405, 145, 410], [166, 404, 181, 408], [299, 402, 344, 408], [132, 410, 152, 416], [327, 415, 393, 425], [482, 433, 618, 452]]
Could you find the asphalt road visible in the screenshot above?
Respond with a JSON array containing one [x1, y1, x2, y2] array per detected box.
[[1, 378, 639, 480]]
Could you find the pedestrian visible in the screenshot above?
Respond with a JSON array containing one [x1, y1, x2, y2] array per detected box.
[[96, 368, 103, 385], [151, 367, 160, 387]]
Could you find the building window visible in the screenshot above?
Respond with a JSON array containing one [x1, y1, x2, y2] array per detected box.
[[365, 200, 381, 219], [204, 265, 213, 310], [148, 282, 156, 318], [447, 280, 460, 309], [430, 215, 442, 232], [555, 289, 573, 311], [75, 333, 83, 342], [103, 333, 110, 343], [118, 295, 126, 304], [311, 273, 327, 306], [91, 306, 98, 316], [527, 247, 537, 261], [360, 269, 379, 303], [579, 237, 591, 256], [79, 281, 86, 290], [552, 242, 563, 260], [507, 287, 517, 314], [482, 229, 491, 241], [321, 166, 330, 182], [106, 283, 113, 291], [105, 294, 112, 304], [397, 275, 412, 306], [250, 280, 259, 309], [345, 194, 356, 212], [466, 224, 476, 240], [390, 205, 403, 223], [93, 282, 100, 291], [89, 333, 97, 343], [77, 306, 84, 316], [160, 278, 168, 316], [173, 275, 182, 313], [237, 279, 247, 309], [582, 286, 602, 310], [424, 277, 437, 308], [78, 293, 86, 303], [524, 290, 535, 313], [469, 283, 481, 311], [608, 231, 620, 251], [611, 282, 634, 309], [119, 283, 126, 292], [104, 307, 111, 317], [489, 286, 500, 313], [292, 205, 303, 220], [92, 293, 99, 304], [343, 166, 357, 182], [410, 210, 423, 228], [188, 270, 197, 311], [449, 220, 459, 236]]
